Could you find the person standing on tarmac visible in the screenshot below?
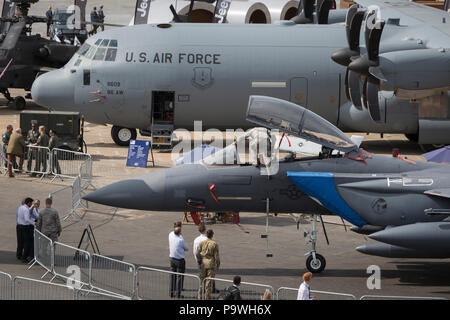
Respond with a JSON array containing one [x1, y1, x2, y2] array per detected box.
[[48, 129, 61, 174], [32, 126, 49, 176], [169, 225, 188, 298], [16, 197, 36, 262], [196, 229, 220, 299], [36, 198, 62, 242], [26, 122, 39, 173], [2, 125, 13, 168], [6, 128, 25, 177]]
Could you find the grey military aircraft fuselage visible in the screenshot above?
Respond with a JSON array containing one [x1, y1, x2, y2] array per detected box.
[[31, 22, 438, 145]]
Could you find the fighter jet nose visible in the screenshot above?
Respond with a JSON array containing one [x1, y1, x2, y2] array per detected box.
[[32, 70, 74, 108], [83, 176, 166, 210]]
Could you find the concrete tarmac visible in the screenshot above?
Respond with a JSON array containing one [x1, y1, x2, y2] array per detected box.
[[1, 98, 450, 300]]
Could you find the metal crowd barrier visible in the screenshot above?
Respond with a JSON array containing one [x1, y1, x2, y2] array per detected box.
[[26, 145, 52, 178], [49, 175, 87, 221], [14, 276, 75, 300], [29, 229, 54, 279], [90, 254, 136, 299], [360, 295, 447, 300], [75, 288, 131, 300], [203, 277, 275, 300], [52, 242, 91, 288], [136, 266, 202, 300], [276, 286, 357, 300], [79, 158, 95, 191], [0, 143, 7, 176], [0, 271, 13, 300], [50, 148, 92, 180]]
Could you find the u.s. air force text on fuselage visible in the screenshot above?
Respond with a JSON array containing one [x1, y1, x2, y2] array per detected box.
[[125, 52, 222, 65]]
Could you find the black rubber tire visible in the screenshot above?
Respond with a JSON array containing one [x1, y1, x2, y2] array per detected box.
[[13, 96, 26, 110], [111, 126, 137, 146], [405, 133, 419, 143], [306, 253, 326, 273]]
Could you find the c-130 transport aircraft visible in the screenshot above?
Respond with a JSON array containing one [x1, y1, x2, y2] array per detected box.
[[31, 0, 450, 149]]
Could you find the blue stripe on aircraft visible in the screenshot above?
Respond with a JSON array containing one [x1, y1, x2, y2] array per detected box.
[[287, 171, 367, 227]]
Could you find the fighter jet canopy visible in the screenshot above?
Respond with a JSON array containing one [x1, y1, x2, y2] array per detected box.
[[246, 96, 358, 154]]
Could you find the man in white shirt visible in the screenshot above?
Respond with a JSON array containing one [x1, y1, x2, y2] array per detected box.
[[169, 223, 188, 298], [297, 272, 317, 300], [16, 197, 36, 262], [30, 199, 40, 223]]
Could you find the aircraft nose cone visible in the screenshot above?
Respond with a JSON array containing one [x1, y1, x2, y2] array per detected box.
[[32, 70, 74, 108], [83, 172, 167, 210]]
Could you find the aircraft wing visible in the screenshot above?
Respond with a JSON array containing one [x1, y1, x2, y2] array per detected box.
[[332, 0, 450, 125], [424, 188, 450, 199]]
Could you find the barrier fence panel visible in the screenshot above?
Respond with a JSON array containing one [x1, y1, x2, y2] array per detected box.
[[51, 148, 91, 180], [203, 278, 274, 300], [53, 242, 91, 287], [137, 267, 202, 300], [90, 254, 136, 298], [31, 229, 54, 277], [75, 288, 132, 300], [26, 146, 52, 177], [79, 158, 94, 191], [276, 287, 356, 300], [0, 143, 7, 176], [0, 271, 13, 300], [360, 295, 447, 300], [13, 276, 74, 300]]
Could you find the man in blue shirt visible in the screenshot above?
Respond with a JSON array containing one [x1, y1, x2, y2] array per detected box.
[[16, 197, 36, 262], [45, 6, 53, 37], [168, 223, 188, 298]]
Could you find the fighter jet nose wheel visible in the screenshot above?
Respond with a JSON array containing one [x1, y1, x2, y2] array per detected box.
[[306, 253, 326, 273], [111, 126, 137, 146], [13, 96, 26, 110]]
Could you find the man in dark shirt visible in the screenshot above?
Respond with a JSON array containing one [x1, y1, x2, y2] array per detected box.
[[45, 6, 53, 37]]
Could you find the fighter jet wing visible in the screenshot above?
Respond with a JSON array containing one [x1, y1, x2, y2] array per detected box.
[[424, 188, 450, 199]]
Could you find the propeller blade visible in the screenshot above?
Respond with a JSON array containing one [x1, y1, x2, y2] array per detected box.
[[347, 69, 363, 110], [330, 7, 364, 67], [345, 5, 359, 48], [317, 0, 333, 24], [362, 76, 368, 109], [366, 75, 383, 122], [0, 19, 25, 51], [348, 9, 365, 52], [367, 20, 385, 62], [290, 0, 314, 24]]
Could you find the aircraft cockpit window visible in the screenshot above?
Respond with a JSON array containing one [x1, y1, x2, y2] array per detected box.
[[78, 43, 91, 56], [105, 48, 117, 61], [95, 39, 103, 45], [93, 47, 107, 61], [109, 40, 118, 47], [100, 39, 110, 47], [85, 45, 96, 59], [247, 96, 358, 154]]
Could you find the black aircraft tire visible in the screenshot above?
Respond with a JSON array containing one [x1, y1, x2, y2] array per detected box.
[[13, 96, 26, 110], [306, 254, 326, 273], [111, 126, 137, 146], [405, 133, 419, 143]]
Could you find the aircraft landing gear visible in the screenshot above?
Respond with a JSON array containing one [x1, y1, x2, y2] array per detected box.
[[111, 126, 137, 146], [13, 96, 26, 110], [1, 89, 26, 110], [304, 215, 326, 273]]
